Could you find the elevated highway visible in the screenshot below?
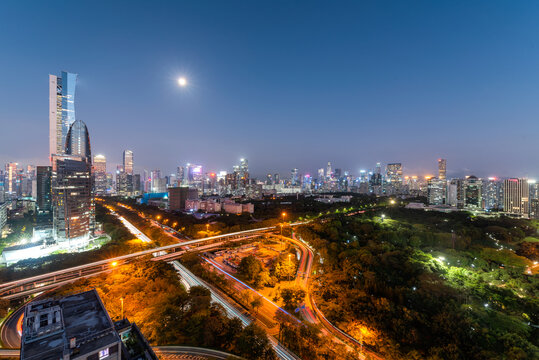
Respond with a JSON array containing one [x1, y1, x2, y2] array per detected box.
[[0, 227, 274, 300]]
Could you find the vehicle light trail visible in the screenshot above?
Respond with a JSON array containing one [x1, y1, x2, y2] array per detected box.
[[171, 260, 300, 360], [203, 257, 300, 322]]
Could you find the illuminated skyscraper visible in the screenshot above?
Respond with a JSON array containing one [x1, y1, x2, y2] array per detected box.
[[123, 150, 134, 174], [375, 162, 382, 175], [326, 162, 332, 180], [51, 90, 94, 241], [291, 168, 299, 185], [239, 158, 248, 178], [438, 158, 447, 180], [177, 166, 185, 184], [386, 163, 403, 187], [463, 176, 482, 209], [5, 162, 17, 195], [503, 178, 529, 216], [427, 177, 446, 205], [93, 155, 107, 195], [66, 120, 91, 163], [36, 166, 52, 213], [52, 155, 93, 241], [483, 178, 501, 210], [49, 71, 77, 159]]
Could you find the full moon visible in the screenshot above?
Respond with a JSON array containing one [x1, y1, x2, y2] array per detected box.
[[178, 77, 187, 87]]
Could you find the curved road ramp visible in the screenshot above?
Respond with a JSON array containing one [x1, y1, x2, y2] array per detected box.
[[0, 347, 242, 360]]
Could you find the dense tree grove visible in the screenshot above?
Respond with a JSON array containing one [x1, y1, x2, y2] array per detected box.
[[296, 208, 539, 360], [53, 260, 276, 360]]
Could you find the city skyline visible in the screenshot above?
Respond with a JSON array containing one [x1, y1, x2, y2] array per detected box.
[[2, 1, 539, 178]]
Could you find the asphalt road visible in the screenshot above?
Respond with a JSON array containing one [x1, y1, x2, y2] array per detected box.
[[0, 305, 24, 349], [171, 261, 300, 360]]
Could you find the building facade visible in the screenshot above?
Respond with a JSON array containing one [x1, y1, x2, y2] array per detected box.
[[463, 176, 482, 210], [52, 156, 93, 242], [49, 71, 77, 159], [503, 178, 529, 216], [123, 150, 134, 174], [386, 163, 403, 188], [427, 177, 446, 205], [93, 154, 107, 195], [438, 158, 446, 180], [36, 166, 52, 213], [168, 186, 198, 210]]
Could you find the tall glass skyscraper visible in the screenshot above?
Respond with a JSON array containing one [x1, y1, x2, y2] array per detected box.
[[49, 71, 78, 160], [123, 150, 134, 174], [66, 120, 92, 163], [52, 155, 93, 242], [93, 155, 107, 195]]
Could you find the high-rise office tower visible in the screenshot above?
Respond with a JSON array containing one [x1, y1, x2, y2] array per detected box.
[[116, 171, 133, 196], [5, 162, 17, 195], [359, 170, 368, 183], [177, 166, 185, 184], [93, 155, 107, 195], [36, 166, 52, 213], [483, 178, 501, 210], [239, 158, 248, 179], [52, 155, 93, 241], [438, 158, 447, 180], [291, 168, 299, 186], [447, 179, 459, 207], [386, 163, 403, 187], [503, 178, 529, 216], [123, 150, 134, 174], [133, 174, 141, 195], [427, 177, 446, 205], [49, 71, 78, 159], [463, 176, 482, 209], [106, 173, 114, 192], [375, 162, 382, 175], [326, 162, 332, 180], [65, 120, 91, 163], [317, 168, 324, 184], [529, 180, 539, 200], [266, 174, 273, 185]]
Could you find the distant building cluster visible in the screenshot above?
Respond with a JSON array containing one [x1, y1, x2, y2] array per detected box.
[[2, 71, 539, 264], [423, 159, 533, 218]]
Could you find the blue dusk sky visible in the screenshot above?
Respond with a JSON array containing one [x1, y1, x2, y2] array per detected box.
[[1, 0, 539, 178]]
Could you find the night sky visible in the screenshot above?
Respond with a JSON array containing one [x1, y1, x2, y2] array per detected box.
[[1, 1, 539, 179]]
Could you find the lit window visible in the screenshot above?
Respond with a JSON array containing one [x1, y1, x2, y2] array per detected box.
[[98, 348, 109, 359]]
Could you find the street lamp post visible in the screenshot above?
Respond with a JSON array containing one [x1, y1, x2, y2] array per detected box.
[[281, 212, 286, 250]]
